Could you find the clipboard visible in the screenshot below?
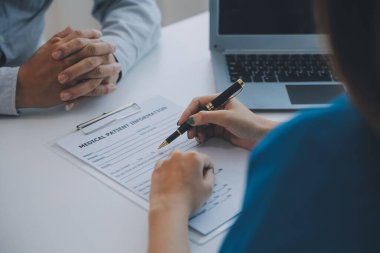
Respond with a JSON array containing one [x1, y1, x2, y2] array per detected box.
[[76, 103, 142, 135], [49, 96, 247, 245]]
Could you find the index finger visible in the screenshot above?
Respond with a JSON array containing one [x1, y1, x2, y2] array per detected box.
[[53, 26, 74, 38], [62, 29, 102, 43], [178, 94, 219, 125], [52, 38, 100, 60]]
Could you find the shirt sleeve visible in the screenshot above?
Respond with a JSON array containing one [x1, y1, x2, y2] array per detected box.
[[92, 0, 161, 77], [0, 67, 20, 116]]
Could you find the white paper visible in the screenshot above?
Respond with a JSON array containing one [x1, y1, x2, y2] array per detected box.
[[56, 96, 249, 236]]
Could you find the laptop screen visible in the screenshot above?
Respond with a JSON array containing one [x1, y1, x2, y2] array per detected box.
[[219, 0, 316, 35]]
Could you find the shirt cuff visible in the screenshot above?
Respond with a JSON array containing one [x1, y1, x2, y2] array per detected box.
[[0, 67, 20, 116], [113, 53, 123, 83]]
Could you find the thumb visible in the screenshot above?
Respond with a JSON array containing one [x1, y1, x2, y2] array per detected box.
[[187, 110, 231, 128], [203, 167, 214, 190], [200, 154, 215, 192]]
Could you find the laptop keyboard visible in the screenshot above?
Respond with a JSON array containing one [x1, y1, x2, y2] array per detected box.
[[226, 54, 338, 83]]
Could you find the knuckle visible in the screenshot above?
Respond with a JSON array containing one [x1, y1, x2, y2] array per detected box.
[[74, 30, 84, 37], [59, 45, 68, 54], [191, 97, 199, 105], [61, 46, 70, 55], [86, 90, 95, 96], [111, 66, 117, 75], [88, 88, 100, 96], [86, 44, 97, 55], [75, 38, 86, 48], [156, 159, 169, 172], [102, 54, 109, 62], [196, 112, 205, 122], [153, 164, 162, 174], [63, 57, 74, 66], [187, 150, 199, 158], [113, 65, 120, 75], [86, 58, 98, 68], [171, 150, 183, 159], [99, 86, 109, 96], [94, 66, 103, 76], [184, 151, 196, 161], [188, 151, 201, 163], [91, 29, 101, 37], [110, 43, 116, 53], [152, 168, 161, 178], [50, 37, 61, 44], [89, 80, 100, 90], [105, 43, 114, 53], [96, 88, 104, 96], [104, 86, 111, 95]]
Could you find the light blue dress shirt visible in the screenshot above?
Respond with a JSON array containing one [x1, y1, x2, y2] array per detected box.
[[0, 0, 161, 115]]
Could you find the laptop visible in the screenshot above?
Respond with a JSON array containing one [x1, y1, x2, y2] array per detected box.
[[210, 0, 344, 110]]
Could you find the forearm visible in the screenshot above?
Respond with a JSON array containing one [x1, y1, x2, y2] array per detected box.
[[148, 207, 191, 253], [93, 0, 161, 75], [0, 67, 20, 116]]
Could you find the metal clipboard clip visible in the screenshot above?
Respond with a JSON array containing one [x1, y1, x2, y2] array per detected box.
[[76, 103, 142, 135]]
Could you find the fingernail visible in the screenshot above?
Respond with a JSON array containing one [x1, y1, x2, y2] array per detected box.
[[186, 117, 195, 126], [60, 92, 71, 101], [52, 50, 62, 60], [65, 103, 75, 111], [58, 73, 68, 84]]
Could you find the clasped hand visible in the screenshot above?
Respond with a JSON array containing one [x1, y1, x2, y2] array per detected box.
[[16, 27, 121, 110]]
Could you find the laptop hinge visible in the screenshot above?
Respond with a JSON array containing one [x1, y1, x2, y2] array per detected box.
[[219, 49, 329, 54]]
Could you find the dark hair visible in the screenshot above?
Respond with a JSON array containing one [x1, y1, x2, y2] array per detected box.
[[315, 0, 380, 135]]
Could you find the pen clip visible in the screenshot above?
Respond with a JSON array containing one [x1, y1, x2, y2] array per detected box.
[[219, 85, 244, 109], [228, 86, 243, 100], [76, 103, 142, 135]]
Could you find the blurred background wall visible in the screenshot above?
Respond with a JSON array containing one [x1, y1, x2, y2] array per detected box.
[[45, 0, 208, 38]]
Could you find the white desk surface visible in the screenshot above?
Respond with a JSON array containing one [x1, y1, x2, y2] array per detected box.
[[0, 13, 294, 253]]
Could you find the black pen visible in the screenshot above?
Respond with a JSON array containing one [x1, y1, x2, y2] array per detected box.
[[158, 79, 245, 149]]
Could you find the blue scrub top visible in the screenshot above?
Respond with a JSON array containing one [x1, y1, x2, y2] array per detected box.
[[220, 96, 380, 253]]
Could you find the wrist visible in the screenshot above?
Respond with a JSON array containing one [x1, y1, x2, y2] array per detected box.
[[252, 113, 278, 133], [149, 200, 191, 222], [15, 65, 30, 108], [149, 195, 193, 226], [148, 200, 191, 253], [260, 120, 277, 135]]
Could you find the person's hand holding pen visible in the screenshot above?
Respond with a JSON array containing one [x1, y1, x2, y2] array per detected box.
[[177, 95, 279, 150], [148, 80, 279, 253], [158, 80, 279, 150]]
